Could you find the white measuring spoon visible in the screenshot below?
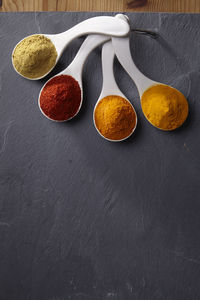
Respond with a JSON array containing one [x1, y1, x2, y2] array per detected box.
[[12, 14, 130, 80], [112, 35, 189, 130], [38, 34, 110, 122], [112, 35, 158, 97], [93, 40, 137, 142]]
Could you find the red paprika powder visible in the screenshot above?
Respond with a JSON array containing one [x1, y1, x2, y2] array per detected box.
[[39, 75, 81, 121]]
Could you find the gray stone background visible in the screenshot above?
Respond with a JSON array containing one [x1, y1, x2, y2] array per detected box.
[[0, 12, 200, 300]]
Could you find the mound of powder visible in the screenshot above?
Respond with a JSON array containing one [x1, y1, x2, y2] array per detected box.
[[12, 34, 57, 79], [94, 95, 137, 141], [141, 84, 189, 130]]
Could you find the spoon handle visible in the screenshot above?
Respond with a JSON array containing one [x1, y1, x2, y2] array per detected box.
[[66, 34, 110, 76], [112, 36, 156, 96], [100, 41, 123, 98], [49, 16, 130, 57]]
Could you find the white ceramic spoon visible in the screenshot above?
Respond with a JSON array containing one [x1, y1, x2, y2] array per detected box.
[[39, 34, 110, 121], [12, 14, 130, 80], [112, 35, 189, 130], [93, 40, 137, 142], [112, 35, 158, 97]]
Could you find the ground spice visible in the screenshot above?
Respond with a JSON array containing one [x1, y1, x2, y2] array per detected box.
[[141, 84, 189, 130], [12, 34, 57, 79], [39, 75, 81, 121], [94, 95, 136, 141]]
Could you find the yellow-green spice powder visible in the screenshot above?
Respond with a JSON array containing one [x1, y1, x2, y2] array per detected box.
[[12, 34, 57, 79]]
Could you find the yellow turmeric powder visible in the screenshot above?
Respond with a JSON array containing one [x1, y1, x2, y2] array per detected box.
[[141, 84, 188, 130], [94, 95, 137, 141]]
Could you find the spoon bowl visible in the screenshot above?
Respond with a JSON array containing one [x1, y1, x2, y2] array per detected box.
[[38, 34, 111, 122], [93, 40, 137, 142], [12, 14, 130, 80], [12, 34, 58, 81]]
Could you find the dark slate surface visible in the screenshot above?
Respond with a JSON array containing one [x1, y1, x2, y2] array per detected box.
[[0, 12, 200, 300]]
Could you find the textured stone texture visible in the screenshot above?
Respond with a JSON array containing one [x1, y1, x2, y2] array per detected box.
[[0, 12, 200, 300]]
